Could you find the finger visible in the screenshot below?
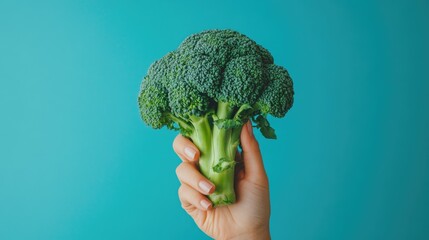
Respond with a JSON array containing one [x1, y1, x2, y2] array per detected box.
[[178, 184, 213, 211], [173, 134, 200, 162], [240, 121, 268, 184], [176, 162, 215, 195]]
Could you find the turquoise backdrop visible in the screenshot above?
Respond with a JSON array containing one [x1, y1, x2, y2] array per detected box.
[[1, 0, 428, 239]]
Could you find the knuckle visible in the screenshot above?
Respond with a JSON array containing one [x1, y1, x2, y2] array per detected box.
[[260, 176, 269, 188], [175, 163, 183, 177], [177, 185, 184, 197], [178, 186, 192, 211], [264, 172, 270, 186]]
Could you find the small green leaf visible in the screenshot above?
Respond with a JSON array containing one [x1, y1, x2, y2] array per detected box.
[[252, 115, 277, 139], [178, 126, 193, 137], [213, 158, 236, 173], [260, 126, 277, 139], [255, 115, 269, 127], [166, 122, 179, 131], [235, 104, 254, 121], [179, 129, 192, 137], [214, 119, 241, 129]]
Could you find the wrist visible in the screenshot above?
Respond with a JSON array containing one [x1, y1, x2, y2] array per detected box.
[[228, 227, 270, 240]]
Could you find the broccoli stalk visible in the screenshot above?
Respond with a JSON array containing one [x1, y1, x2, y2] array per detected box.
[[192, 102, 243, 205], [175, 102, 250, 205], [138, 29, 294, 207]]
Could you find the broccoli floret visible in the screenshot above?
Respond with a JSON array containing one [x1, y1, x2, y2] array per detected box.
[[138, 29, 294, 207]]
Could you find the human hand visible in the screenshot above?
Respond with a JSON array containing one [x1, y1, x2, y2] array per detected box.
[[173, 121, 271, 240]]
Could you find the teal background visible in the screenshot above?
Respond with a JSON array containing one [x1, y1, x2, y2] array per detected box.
[[1, 0, 428, 239]]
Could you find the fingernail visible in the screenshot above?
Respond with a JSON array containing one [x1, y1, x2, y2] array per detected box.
[[247, 121, 253, 136], [200, 199, 212, 210], [198, 180, 214, 194], [184, 147, 196, 160]]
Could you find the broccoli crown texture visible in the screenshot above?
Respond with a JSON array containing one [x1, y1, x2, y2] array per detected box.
[[139, 29, 293, 133], [138, 29, 294, 206]]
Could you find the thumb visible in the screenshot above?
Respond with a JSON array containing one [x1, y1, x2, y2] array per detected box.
[[240, 121, 268, 185]]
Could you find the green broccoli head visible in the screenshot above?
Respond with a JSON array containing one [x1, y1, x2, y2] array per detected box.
[[138, 29, 294, 207], [257, 64, 294, 118], [138, 76, 170, 129], [139, 29, 293, 132]]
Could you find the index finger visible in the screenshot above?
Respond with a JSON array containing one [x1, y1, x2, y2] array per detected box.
[[173, 134, 200, 162]]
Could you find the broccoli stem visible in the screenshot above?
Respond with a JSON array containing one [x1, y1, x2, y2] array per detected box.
[[208, 124, 239, 206], [190, 102, 242, 207]]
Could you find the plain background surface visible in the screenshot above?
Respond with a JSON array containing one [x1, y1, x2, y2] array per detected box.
[[1, 0, 428, 239]]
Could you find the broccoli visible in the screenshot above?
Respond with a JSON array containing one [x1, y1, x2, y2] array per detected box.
[[138, 29, 294, 207]]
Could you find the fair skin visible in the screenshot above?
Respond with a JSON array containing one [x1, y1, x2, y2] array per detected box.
[[173, 121, 271, 240]]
